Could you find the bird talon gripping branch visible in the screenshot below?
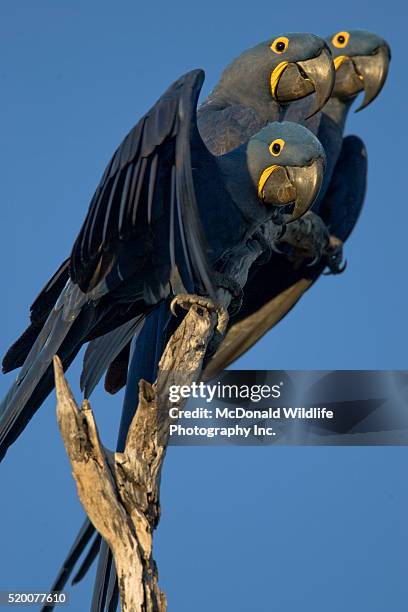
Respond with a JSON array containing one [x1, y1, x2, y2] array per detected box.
[[170, 294, 229, 335]]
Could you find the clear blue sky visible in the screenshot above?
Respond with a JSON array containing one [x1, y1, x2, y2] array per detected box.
[[0, 1, 407, 610]]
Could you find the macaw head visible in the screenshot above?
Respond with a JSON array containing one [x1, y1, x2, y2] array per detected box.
[[326, 30, 391, 110], [247, 121, 326, 223], [215, 33, 335, 119]]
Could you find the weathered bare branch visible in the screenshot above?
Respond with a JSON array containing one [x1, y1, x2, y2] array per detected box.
[[54, 303, 216, 611]]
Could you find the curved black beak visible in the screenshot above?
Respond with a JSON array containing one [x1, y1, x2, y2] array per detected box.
[[297, 47, 336, 118], [285, 158, 325, 221], [353, 44, 391, 111], [273, 48, 335, 118]]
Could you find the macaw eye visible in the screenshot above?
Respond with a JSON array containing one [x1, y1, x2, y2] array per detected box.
[[271, 37, 289, 54], [332, 31, 350, 48], [269, 139, 285, 156]]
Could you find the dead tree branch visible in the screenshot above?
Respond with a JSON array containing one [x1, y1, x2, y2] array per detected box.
[[54, 303, 216, 612]]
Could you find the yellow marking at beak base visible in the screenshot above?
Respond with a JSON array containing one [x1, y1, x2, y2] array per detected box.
[[270, 61, 289, 98], [334, 55, 348, 70], [258, 165, 280, 200]]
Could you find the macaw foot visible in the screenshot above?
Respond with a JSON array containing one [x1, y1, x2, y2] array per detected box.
[[170, 294, 229, 335], [277, 212, 347, 274], [323, 236, 347, 275], [278, 211, 328, 268]]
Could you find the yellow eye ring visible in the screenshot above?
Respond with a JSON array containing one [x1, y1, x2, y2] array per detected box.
[[269, 139, 285, 156], [332, 31, 350, 48], [271, 36, 289, 54]]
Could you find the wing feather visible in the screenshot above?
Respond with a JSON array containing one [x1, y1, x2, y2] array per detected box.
[[70, 69, 214, 298], [101, 170, 123, 245], [121, 157, 141, 235], [117, 163, 134, 233], [147, 153, 159, 224], [131, 157, 147, 225]]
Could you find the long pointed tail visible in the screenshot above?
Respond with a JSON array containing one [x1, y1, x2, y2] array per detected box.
[[41, 519, 96, 612]]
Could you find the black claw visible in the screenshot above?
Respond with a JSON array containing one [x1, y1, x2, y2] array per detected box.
[[338, 259, 347, 273], [323, 258, 347, 275]]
